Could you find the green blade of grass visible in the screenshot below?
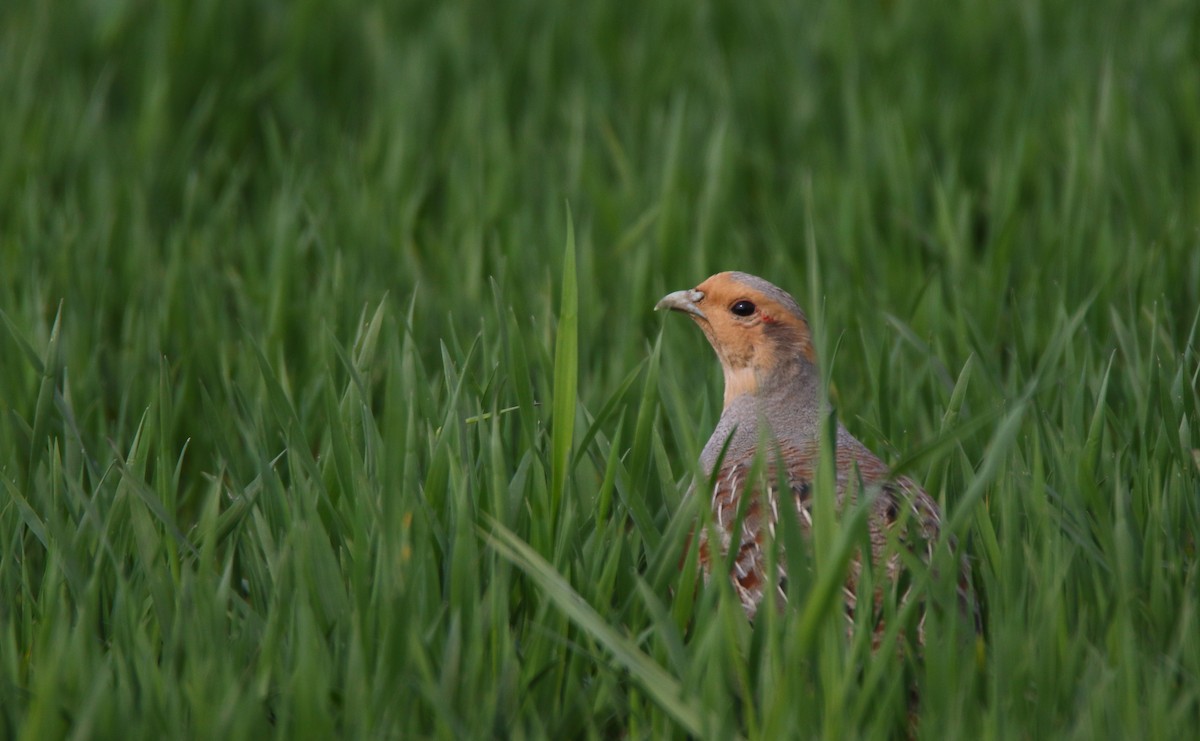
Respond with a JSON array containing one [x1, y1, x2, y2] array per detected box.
[[550, 208, 579, 519], [483, 517, 732, 740]]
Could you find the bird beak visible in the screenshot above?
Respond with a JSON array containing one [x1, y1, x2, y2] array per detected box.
[[655, 289, 706, 319]]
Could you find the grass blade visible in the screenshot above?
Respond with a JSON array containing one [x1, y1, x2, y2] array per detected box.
[[484, 518, 730, 739], [550, 209, 579, 519]]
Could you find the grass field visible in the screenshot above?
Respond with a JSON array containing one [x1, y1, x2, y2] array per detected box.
[[2, 0, 1199, 738]]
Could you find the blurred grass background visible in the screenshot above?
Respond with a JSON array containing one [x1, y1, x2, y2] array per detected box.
[[1, 0, 1198, 737]]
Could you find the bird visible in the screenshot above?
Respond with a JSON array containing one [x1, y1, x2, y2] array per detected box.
[[656, 271, 974, 644]]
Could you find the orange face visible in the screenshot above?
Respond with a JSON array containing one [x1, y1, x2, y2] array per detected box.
[[656, 271, 816, 405]]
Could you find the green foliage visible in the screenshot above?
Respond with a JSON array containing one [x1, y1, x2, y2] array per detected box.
[[2, 0, 1198, 737]]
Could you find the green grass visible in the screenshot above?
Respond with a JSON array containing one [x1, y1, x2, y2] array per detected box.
[[2, 0, 1199, 737]]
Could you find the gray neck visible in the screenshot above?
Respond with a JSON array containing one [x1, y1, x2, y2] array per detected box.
[[699, 361, 823, 474]]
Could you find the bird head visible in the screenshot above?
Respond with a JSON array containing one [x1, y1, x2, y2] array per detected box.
[[656, 271, 818, 408]]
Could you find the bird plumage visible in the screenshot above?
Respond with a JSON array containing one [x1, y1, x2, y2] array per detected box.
[[658, 271, 972, 640]]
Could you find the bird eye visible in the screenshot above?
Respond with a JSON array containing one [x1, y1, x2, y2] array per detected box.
[[730, 300, 756, 317]]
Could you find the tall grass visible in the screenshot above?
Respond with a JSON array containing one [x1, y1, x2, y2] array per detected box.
[[1, 0, 1198, 737]]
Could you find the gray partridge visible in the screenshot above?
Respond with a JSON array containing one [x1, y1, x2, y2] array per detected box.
[[657, 271, 972, 641]]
